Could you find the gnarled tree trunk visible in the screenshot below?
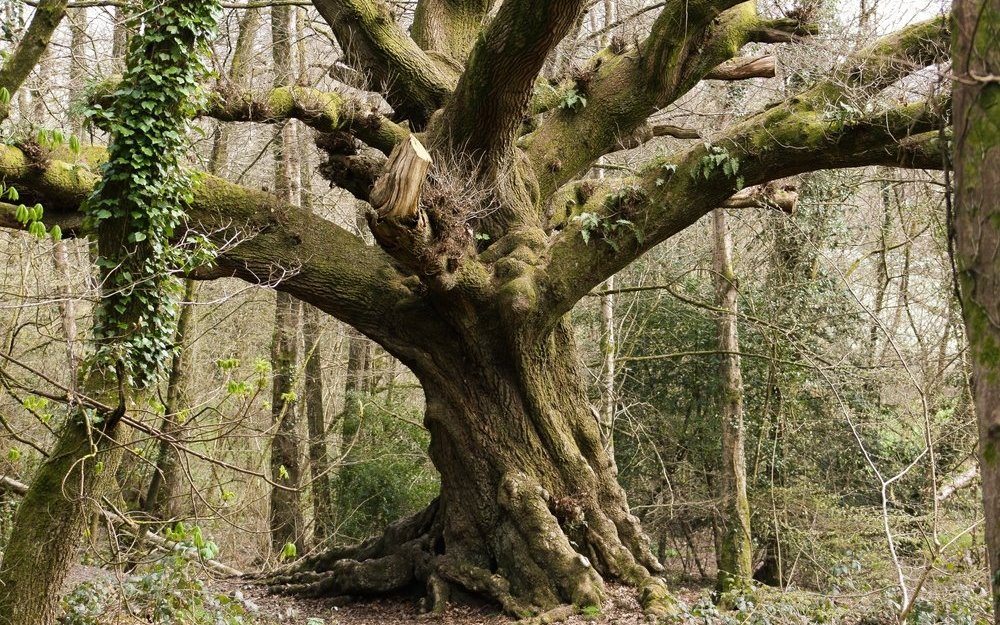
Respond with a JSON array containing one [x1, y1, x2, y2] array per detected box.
[[274, 293, 675, 616]]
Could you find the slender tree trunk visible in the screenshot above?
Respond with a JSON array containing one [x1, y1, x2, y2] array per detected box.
[[270, 292, 305, 552], [304, 306, 334, 544], [295, 24, 334, 541], [51, 241, 78, 383], [111, 6, 128, 66], [144, 279, 197, 520], [333, 327, 373, 530], [210, 7, 260, 177], [711, 209, 753, 593], [267, 2, 305, 554], [869, 180, 893, 361], [952, 0, 1000, 617], [67, 7, 88, 136], [598, 276, 616, 456]]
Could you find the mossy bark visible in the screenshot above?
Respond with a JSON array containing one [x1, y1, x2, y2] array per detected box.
[[0, 405, 123, 625], [0, 0, 68, 121], [952, 0, 1000, 616], [710, 209, 753, 594], [272, 286, 678, 617], [411, 0, 495, 67], [311, 0, 455, 123]]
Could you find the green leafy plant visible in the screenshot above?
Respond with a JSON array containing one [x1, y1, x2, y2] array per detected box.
[[279, 541, 297, 561], [335, 397, 439, 543], [82, 0, 221, 388], [580, 604, 601, 619], [823, 99, 868, 131], [693, 143, 744, 189], [59, 551, 255, 625], [4, 175, 60, 240], [655, 162, 677, 187], [558, 87, 588, 111], [572, 211, 642, 250]]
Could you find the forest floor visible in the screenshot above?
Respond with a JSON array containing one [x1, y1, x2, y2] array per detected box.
[[60, 558, 994, 624], [216, 578, 661, 625]]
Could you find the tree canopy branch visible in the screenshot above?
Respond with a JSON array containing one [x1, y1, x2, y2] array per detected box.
[[411, 0, 498, 67], [207, 85, 408, 154], [0, 145, 441, 356], [90, 79, 409, 154], [0, 0, 69, 121], [536, 94, 947, 323], [433, 0, 590, 159], [524, 1, 810, 200], [311, 0, 456, 125]]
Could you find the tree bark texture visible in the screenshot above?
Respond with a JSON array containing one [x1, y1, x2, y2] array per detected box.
[[711, 209, 753, 593], [268, 3, 305, 554], [304, 306, 335, 545], [0, 410, 123, 625], [273, 310, 676, 617], [952, 0, 1000, 616], [0, 0, 68, 121], [144, 279, 197, 520]]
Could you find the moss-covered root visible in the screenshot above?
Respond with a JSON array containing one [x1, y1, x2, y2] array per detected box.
[[497, 472, 606, 609], [516, 604, 578, 625], [435, 556, 533, 617], [266, 475, 672, 618], [266, 549, 421, 597], [265, 502, 441, 595], [639, 576, 683, 621]]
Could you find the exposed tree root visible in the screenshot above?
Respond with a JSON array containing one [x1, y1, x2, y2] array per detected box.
[[264, 478, 679, 620], [516, 604, 577, 624]]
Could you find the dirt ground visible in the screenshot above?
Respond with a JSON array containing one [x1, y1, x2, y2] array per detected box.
[[215, 578, 660, 625]]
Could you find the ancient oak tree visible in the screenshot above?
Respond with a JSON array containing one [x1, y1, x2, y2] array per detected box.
[[0, 0, 951, 618]]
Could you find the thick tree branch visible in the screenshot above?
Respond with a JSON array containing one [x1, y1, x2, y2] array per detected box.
[[526, 10, 947, 207], [524, 1, 806, 201], [207, 86, 408, 154], [317, 139, 386, 201], [0, 0, 69, 121], [747, 17, 819, 42], [91, 78, 409, 155], [536, 95, 947, 324], [311, 0, 456, 125], [721, 183, 798, 212], [825, 16, 950, 95], [0, 145, 442, 357], [366, 135, 441, 274], [433, 0, 589, 159], [411, 0, 498, 67], [615, 122, 702, 151]]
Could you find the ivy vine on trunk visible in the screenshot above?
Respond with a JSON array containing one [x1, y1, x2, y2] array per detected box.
[[0, 3, 220, 623]]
